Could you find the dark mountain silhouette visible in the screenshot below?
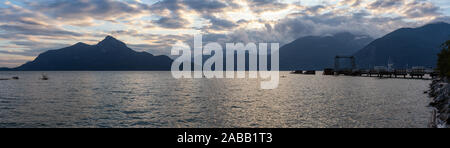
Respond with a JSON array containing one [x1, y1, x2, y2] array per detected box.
[[354, 22, 450, 69], [0, 67, 11, 71], [280, 32, 373, 70], [15, 36, 173, 71]]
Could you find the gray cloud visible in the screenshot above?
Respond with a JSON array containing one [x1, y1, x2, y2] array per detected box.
[[368, 0, 402, 9], [183, 0, 228, 12], [246, 0, 288, 13], [28, 0, 146, 21], [202, 14, 238, 30], [149, 0, 234, 29], [403, 0, 440, 18], [0, 42, 71, 57], [153, 16, 189, 29], [149, 0, 189, 28], [0, 0, 84, 39], [0, 24, 82, 37]]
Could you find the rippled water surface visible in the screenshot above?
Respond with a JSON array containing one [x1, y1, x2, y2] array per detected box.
[[0, 71, 431, 128]]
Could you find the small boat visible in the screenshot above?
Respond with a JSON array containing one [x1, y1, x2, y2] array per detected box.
[[12, 76, 19, 80], [303, 70, 316, 75], [41, 74, 49, 80], [291, 70, 304, 74]]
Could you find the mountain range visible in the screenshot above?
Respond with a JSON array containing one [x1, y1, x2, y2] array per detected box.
[[12, 36, 173, 71], [1, 22, 449, 71], [354, 22, 450, 69], [279, 32, 373, 70]]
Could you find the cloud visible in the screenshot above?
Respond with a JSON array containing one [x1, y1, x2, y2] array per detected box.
[[153, 16, 190, 29], [368, 0, 402, 9], [246, 0, 289, 13], [0, 1, 84, 37], [339, 0, 363, 7], [0, 53, 35, 67], [183, 0, 228, 12], [202, 14, 238, 30], [149, 0, 192, 28], [0, 24, 81, 36], [27, 0, 148, 22], [403, 0, 440, 18]]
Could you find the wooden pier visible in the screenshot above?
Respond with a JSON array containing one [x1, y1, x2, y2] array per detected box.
[[361, 71, 426, 79], [324, 68, 436, 80], [321, 56, 438, 80]]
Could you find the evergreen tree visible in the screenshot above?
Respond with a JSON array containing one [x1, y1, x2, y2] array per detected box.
[[437, 40, 450, 78]]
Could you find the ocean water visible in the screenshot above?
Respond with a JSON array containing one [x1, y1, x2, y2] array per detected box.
[[0, 71, 431, 128]]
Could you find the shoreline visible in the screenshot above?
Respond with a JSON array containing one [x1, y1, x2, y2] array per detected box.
[[428, 77, 450, 128]]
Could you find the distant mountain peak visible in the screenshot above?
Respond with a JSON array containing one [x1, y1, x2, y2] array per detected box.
[[104, 35, 118, 40], [97, 35, 127, 48], [74, 42, 89, 46]]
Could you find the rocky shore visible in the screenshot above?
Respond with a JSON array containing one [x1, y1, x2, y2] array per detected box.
[[429, 77, 450, 128]]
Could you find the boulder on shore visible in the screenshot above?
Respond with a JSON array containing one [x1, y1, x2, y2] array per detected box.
[[429, 78, 450, 128]]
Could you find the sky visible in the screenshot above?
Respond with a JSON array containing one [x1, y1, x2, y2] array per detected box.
[[1, 0, 450, 68]]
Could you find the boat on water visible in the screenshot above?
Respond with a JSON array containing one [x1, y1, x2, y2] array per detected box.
[[291, 70, 316, 75], [41, 74, 49, 80], [303, 70, 316, 75], [0, 76, 19, 80], [291, 70, 304, 74]]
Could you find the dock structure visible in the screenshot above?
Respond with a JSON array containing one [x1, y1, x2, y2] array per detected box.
[[367, 69, 377, 77], [334, 56, 356, 75], [327, 67, 437, 80], [410, 67, 426, 79], [393, 69, 408, 78], [430, 71, 440, 78], [323, 68, 334, 75], [315, 55, 438, 80]]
